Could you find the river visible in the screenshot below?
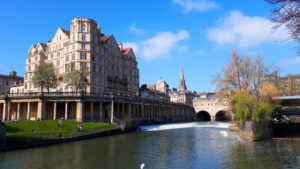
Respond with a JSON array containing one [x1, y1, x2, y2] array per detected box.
[[0, 122, 300, 169]]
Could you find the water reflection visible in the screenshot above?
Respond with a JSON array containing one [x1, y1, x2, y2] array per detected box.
[[0, 122, 299, 169]]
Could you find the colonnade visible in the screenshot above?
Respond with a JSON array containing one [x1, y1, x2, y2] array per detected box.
[[0, 98, 195, 123]]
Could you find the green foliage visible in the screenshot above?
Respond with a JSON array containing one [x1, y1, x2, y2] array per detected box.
[[232, 93, 277, 123], [32, 63, 57, 92], [64, 66, 89, 93]]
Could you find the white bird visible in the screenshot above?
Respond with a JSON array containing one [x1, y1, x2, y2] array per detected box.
[[140, 163, 145, 169]]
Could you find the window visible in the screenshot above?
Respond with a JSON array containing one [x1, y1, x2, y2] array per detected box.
[[51, 54, 53, 59], [99, 66, 102, 73], [45, 55, 48, 60], [80, 62, 86, 67], [28, 66, 31, 71], [91, 55, 95, 61], [57, 60, 60, 66], [98, 77, 102, 84], [57, 52, 60, 57], [66, 55, 69, 62], [92, 46, 95, 51], [72, 53, 75, 60], [80, 52, 86, 60], [81, 24, 86, 31], [82, 34, 86, 41], [67, 46, 69, 52], [28, 59, 31, 63], [98, 56, 101, 64], [72, 35, 75, 41], [72, 45, 75, 50], [81, 44, 85, 50]]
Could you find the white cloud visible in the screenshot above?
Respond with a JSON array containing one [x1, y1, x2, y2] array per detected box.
[[282, 57, 300, 67], [173, 0, 220, 13], [129, 23, 146, 34], [206, 11, 291, 47], [123, 30, 190, 60]]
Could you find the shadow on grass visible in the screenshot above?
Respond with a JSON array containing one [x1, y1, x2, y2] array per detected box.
[[5, 125, 22, 133]]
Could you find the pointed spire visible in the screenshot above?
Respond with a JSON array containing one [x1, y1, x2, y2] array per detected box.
[[178, 67, 187, 91]]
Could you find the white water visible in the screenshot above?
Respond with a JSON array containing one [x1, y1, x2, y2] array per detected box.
[[138, 122, 233, 132]]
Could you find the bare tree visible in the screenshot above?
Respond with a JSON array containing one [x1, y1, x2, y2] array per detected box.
[[266, 0, 300, 53]]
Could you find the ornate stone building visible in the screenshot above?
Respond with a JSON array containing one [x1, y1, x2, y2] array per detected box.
[[140, 79, 170, 101], [0, 70, 23, 94], [23, 18, 139, 94], [0, 18, 195, 123], [169, 67, 196, 106]]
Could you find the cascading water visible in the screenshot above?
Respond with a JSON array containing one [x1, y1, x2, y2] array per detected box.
[[137, 122, 233, 132]]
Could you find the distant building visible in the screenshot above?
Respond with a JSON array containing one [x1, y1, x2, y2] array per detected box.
[[0, 70, 23, 94], [169, 67, 196, 105], [140, 79, 170, 101], [265, 73, 300, 95]]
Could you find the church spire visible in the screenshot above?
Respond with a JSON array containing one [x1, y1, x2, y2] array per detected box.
[[178, 67, 187, 91]]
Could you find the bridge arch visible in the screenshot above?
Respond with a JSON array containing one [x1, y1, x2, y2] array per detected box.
[[215, 110, 232, 121], [196, 111, 211, 121]]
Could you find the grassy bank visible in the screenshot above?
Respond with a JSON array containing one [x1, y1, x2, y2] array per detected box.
[[4, 120, 118, 144]]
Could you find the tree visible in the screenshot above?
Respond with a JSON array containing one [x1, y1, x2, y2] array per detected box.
[[266, 0, 300, 53], [32, 63, 57, 92], [259, 82, 278, 102], [64, 66, 89, 93]]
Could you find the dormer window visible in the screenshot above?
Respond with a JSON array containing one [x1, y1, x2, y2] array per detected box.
[[81, 24, 86, 31]]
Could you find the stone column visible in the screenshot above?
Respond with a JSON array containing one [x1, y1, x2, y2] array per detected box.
[[17, 102, 20, 120], [108, 100, 114, 123], [76, 101, 83, 122], [27, 102, 30, 120], [121, 103, 125, 119], [99, 102, 103, 121], [90, 102, 94, 121], [211, 115, 216, 122], [128, 103, 131, 119], [141, 104, 145, 119], [2, 102, 7, 121], [65, 102, 68, 120], [53, 102, 57, 120], [37, 99, 45, 120]]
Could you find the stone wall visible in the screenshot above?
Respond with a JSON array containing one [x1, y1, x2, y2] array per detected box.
[[239, 121, 273, 141]]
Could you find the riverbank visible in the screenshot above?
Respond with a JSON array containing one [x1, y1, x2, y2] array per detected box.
[[0, 120, 120, 152]]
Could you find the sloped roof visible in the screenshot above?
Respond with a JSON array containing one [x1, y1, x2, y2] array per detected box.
[[122, 48, 131, 55], [60, 28, 70, 36], [100, 34, 112, 42]]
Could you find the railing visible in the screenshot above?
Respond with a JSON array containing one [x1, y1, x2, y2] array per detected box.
[[6, 125, 118, 144]]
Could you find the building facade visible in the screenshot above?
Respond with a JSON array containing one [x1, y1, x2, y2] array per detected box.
[[169, 67, 196, 106], [23, 18, 139, 94], [0, 70, 23, 94]]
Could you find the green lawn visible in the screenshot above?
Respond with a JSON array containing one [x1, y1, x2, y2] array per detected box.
[[4, 120, 115, 136], [3, 120, 118, 145]]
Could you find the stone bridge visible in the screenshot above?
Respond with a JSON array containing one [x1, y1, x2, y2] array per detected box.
[[193, 97, 232, 122]]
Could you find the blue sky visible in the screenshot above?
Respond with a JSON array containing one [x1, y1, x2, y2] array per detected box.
[[0, 0, 299, 92]]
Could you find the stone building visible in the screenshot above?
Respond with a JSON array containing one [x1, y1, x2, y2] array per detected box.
[[0, 70, 23, 94], [0, 18, 195, 123], [23, 18, 139, 94], [169, 67, 196, 106]]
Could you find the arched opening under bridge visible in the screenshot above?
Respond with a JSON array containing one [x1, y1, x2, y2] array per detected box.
[[196, 111, 211, 121], [215, 111, 231, 121]]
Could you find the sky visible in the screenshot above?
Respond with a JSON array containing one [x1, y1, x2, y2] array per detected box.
[[0, 0, 299, 92]]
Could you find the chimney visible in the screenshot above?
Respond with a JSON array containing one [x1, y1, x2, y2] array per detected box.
[[118, 43, 123, 51]]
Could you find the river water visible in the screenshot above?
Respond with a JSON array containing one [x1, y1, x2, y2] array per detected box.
[[0, 122, 300, 169]]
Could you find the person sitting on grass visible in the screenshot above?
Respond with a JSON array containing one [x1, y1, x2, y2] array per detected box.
[[58, 118, 63, 128], [77, 124, 82, 132], [32, 129, 36, 133]]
